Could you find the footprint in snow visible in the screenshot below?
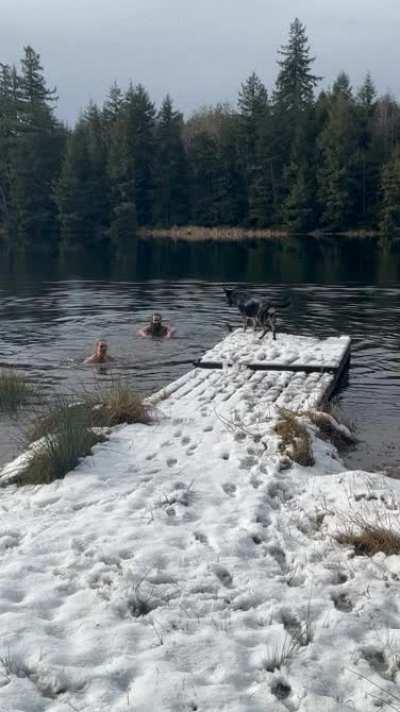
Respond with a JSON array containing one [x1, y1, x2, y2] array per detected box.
[[268, 545, 287, 570], [332, 591, 353, 612], [186, 444, 198, 456], [167, 458, 178, 468], [361, 646, 387, 676], [330, 570, 348, 585], [271, 679, 291, 701], [0, 531, 22, 551], [181, 436, 191, 445], [213, 565, 233, 587], [174, 429, 182, 438], [250, 475, 262, 489], [222, 482, 237, 496], [203, 424, 213, 432], [239, 456, 257, 470], [194, 531, 208, 544]]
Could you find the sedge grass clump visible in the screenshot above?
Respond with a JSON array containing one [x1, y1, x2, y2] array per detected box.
[[17, 402, 105, 487], [26, 401, 90, 444], [88, 382, 151, 427], [0, 369, 32, 414], [275, 409, 315, 467], [335, 520, 400, 557], [27, 384, 150, 443], [18, 383, 150, 486]]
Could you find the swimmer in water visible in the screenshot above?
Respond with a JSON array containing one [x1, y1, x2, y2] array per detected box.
[[138, 312, 175, 338], [84, 340, 113, 364]]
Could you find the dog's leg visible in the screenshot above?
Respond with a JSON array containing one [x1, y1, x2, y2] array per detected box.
[[269, 312, 277, 340]]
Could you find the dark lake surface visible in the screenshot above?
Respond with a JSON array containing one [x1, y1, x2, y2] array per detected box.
[[1, 236, 400, 473]]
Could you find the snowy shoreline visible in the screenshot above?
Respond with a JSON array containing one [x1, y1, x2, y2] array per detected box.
[[1, 332, 399, 712]]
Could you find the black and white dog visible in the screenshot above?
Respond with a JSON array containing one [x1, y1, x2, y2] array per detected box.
[[223, 287, 289, 340]]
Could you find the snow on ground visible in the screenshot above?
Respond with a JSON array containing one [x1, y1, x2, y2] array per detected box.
[[1, 332, 400, 712]]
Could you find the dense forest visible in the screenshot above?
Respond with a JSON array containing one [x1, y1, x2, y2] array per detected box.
[[1, 19, 400, 252]]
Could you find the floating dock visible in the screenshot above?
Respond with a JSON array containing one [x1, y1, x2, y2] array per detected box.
[[149, 330, 351, 415]]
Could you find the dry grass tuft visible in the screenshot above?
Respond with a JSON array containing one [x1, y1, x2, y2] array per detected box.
[[263, 635, 300, 673], [27, 384, 150, 444], [336, 521, 400, 557], [275, 409, 315, 467], [18, 402, 105, 486], [89, 382, 151, 427], [18, 383, 151, 486], [26, 401, 89, 444], [0, 369, 32, 414]]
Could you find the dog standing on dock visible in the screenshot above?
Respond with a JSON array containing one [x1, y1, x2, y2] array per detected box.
[[223, 287, 289, 340]]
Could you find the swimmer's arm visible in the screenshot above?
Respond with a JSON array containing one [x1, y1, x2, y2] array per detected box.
[[138, 327, 150, 337]]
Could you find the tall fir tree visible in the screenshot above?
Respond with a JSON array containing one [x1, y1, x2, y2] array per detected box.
[[55, 108, 109, 249], [274, 18, 320, 116], [8, 47, 65, 248], [317, 73, 360, 230], [124, 83, 156, 226], [186, 105, 245, 226], [273, 19, 320, 226], [154, 95, 189, 226], [355, 73, 380, 225], [379, 147, 400, 242], [237, 73, 274, 226], [107, 110, 137, 247], [0, 64, 22, 232]]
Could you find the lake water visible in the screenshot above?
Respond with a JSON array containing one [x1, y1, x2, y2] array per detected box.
[[1, 236, 400, 474]]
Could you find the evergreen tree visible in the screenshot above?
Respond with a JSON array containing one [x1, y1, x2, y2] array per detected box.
[[274, 18, 320, 115], [103, 81, 124, 125], [124, 83, 156, 225], [154, 95, 189, 226], [355, 73, 380, 224], [237, 73, 274, 226], [19, 45, 57, 126], [7, 47, 65, 248], [317, 73, 360, 230], [186, 105, 245, 226], [273, 19, 321, 226], [379, 147, 400, 241], [0, 64, 22, 231], [107, 111, 137, 247], [55, 108, 109, 248]]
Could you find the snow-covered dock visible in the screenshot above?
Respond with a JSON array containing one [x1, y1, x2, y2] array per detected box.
[[3, 330, 400, 712], [149, 330, 351, 412]]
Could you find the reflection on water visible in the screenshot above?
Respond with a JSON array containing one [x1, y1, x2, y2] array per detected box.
[[0, 236, 400, 473]]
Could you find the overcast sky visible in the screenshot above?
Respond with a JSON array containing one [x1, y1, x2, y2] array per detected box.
[[1, 0, 399, 124]]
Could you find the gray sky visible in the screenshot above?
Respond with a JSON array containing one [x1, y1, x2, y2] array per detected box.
[[1, 0, 399, 124]]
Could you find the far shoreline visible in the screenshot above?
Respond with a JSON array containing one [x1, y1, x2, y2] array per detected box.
[[139, 226, 379, 242]]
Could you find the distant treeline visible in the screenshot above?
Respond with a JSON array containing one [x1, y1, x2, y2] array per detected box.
[[1, 19, 400, 252]]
